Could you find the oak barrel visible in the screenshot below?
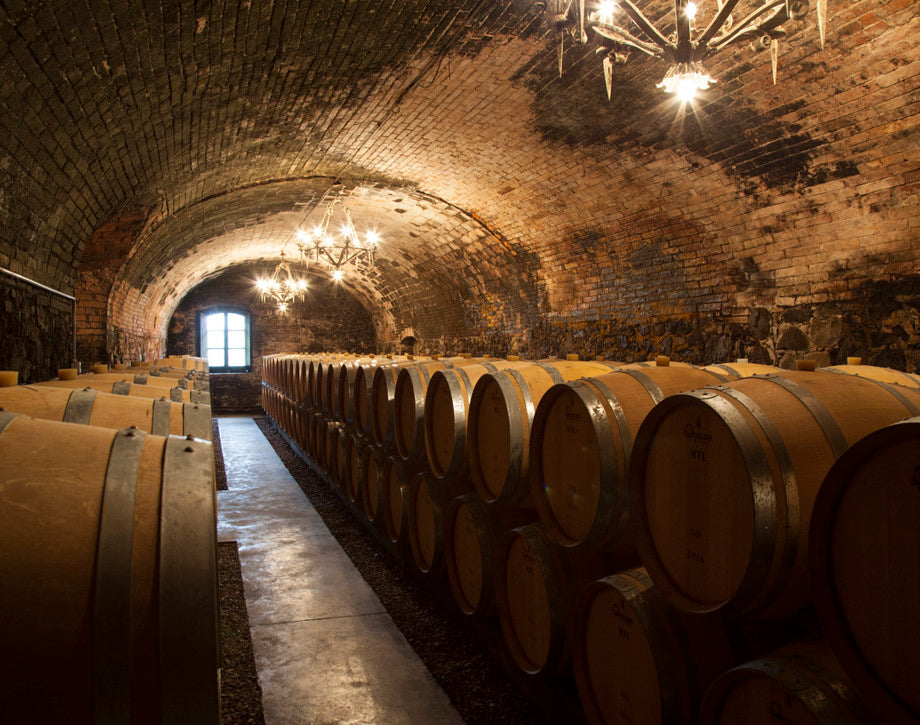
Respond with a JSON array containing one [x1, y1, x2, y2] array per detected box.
[[444, 494, 536, 616], [529, 365, 733, 549], [0, 413, 218, 723], [571, 567, 734, 725], [467, 359, 622, 506], [0, 385, 211, 440], [381, 456, 411, 545], [36, 377, 210, 406], [630, 370, 920, 617], [699, 640, 877, 724], [809, 416, 920, 723]]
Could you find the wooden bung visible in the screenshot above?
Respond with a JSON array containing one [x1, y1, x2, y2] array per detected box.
[[629, 369, 920, 618], [809, 416, 920, 723]]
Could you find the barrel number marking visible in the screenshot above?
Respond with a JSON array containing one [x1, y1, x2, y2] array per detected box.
[[684, 418, 712, 463]]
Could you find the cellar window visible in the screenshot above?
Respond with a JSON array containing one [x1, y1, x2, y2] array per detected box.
[[200, 308, 251, 372]]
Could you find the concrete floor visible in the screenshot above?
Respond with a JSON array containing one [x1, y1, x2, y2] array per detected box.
[[216, 416, 464, 725]]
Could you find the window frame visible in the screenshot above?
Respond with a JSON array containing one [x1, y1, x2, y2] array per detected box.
[[198, 307, 252, 373]]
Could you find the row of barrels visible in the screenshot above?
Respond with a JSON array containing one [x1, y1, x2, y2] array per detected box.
[[262, 352, 920, 724], [0, 356, 220, 723]]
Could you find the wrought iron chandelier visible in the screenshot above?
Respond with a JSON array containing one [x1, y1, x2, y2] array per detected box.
[[253, 199, 380, 312], [549, 0, 827, 102], [294, 199, 379, 280], [254, 251, 309, 313]]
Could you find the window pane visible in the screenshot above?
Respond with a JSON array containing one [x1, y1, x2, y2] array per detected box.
[[227, 349, 246, 367], [206, 348, 225, 367], [206, 313, 225, 331], [227, 313, 246, 331], [227, 330, 246, 348]]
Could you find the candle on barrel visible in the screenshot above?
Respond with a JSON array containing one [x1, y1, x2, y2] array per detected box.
[[0, 371, 18, 387], [846, 357, 862, 365], [58, 368, 78, 380], [796, 359, 817, 371]]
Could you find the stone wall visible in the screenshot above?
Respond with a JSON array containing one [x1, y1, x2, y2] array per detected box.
[[0, 274, 74, 384]]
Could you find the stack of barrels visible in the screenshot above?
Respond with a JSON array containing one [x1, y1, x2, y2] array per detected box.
[[263, 351, 920, 724], [0, 356, 220, 723]]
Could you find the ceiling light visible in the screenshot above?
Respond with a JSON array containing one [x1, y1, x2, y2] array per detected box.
[[552, 0, 823, 102]]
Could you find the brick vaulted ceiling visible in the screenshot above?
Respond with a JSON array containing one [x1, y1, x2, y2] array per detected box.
[[0, 0, 917, 346]]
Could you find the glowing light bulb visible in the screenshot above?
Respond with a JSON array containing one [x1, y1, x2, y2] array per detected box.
[[277, 302, 288, 313], [296, 229, 309, 242], [596, 0, 618, 23], [685, 2, 698, 20], [297, 279, 309, 290], [677, 75, 698, 102], [332, 269, 344, 281], [365, 230, 380, 246]]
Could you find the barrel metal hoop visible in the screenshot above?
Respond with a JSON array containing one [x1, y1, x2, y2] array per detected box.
[[502, 368, 536, 425], [159, 436, 219, 722], [64, 387, 98, 424], [190, 389, 210, 406], [111, 381, 132, 396], [454, 365, 472, 395], [0, 410, 21, 435], [533, 362, 566, 385], [714, 386, 799, 612], [588, 377, 634, 470], [759, 375, 850, 459], [148, 397, 170, 436], [93, 427, 147, 722], [133, 373, 148, 385], [689, 389, 779, 614], [170, 387, 183, 403], [711, 363, 743, 378], [846, 375, 920, 418], [480, 361, 498, 374], [617, 369, 665, 405], [492, 369, 532, 499]]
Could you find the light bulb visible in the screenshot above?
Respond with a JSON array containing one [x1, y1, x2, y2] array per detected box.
[[596, 0, 618, 23], [677, 75, 698, 102], [365, 230, 380, 246], [685, 2, 698, 20], [332, 269, 344, 281], [278, 302, 288, 313]]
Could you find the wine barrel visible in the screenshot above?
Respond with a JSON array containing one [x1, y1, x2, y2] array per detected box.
[[496, 522, 633, 677], [529, 365, 734, 549], [33, 378, 210, 406], [467, 359, 622, 506], [332, 429, 353, 490], [334, 356, 378, 427], [407, 471, 473, 575], [821, 362, 920, 388], [444, 494, 536, 616], [630, 370, 920, 618], [161, 355, 208, 372], [424, 360, 539, 481], [344, 434, 366, 505], [0, 412, 218, 723], [74, 372, 208, 392], [371, 360, 424, 449], [393, 356, 488, 468], [699, 640, 877, 724], [324, 422, 345, 486], [360, 445, 387, 524], [572, 567, 734, 725], [809, 416, 920, 723], [0, 385, 211, 440], [381, 456, 411, 546]]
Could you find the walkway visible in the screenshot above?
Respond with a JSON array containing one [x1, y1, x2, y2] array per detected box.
[[216, 416, 464, 724]]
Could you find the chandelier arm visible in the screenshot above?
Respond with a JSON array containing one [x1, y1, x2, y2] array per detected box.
[[614, 0, 673, 52], [675, 0, 692, 60], [708, 0, 788, 50], [592, 24, 666, 57], [696, 0, 744, 45]]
